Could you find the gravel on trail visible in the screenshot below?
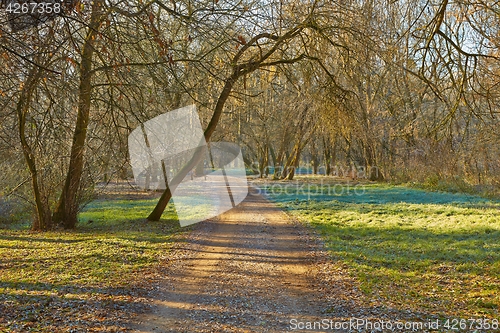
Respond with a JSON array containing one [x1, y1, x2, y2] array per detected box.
[[129, 191, 427, 333]]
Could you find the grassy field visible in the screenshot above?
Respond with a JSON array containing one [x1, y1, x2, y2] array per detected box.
[[256, 177, 500, 319], [1, 178, 499, 330], [0, 197, 183, 332]]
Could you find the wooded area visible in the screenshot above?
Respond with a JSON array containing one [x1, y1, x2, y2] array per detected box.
[[1, 0, 499, 230]]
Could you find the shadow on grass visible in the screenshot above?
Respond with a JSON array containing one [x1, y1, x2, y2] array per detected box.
[[322, 227, 497, 315], [264, 181, 500, 316], [0, 280, 143, 295], [0, 280, 149, 332], [0, 234, 87, 244], [316, 223, 500, 314], [315, 224, 500, 272], [77, 197, 181, 234], [0, 197, 189, 331]]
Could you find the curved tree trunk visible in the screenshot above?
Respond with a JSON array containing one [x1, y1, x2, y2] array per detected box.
[[17, 66, 52, 231], [146, 27, 308, 221], [146, 72, 239, 221]]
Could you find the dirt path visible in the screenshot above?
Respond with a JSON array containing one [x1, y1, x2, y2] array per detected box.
[[128, 191, 400, 332]]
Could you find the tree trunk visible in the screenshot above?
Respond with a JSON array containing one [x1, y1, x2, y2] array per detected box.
[[273, 142, 287, 180], [323, 136, 333, 175], [310, 140, 318, 175], [283, 145, 302, 180], [146, 71, 240, 221], [146, 27, 308, 221], [17, 66, 52, 231], [258, 145, 269, 178], [281, 138, 300, 180], [53, 0, 103, 229]]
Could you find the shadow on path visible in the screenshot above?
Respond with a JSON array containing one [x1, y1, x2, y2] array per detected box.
[[130, 192, 431, 333]]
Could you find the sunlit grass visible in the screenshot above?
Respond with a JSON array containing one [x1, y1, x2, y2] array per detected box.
[[261, 177, 500, 317], [1, 199, 181, 287], [0, 198, 184, 331]]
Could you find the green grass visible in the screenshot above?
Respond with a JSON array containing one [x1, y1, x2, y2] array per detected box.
[[0, 198, 183, 332], [260, 177, 500, 318]]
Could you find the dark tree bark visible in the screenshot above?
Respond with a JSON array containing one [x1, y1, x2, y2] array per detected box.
[[53, 0, 104, 229], [147, 28, 308, 221], [323, 136, 332, 176], [16, 65, 52, 231], [146, 71, 240, 221]]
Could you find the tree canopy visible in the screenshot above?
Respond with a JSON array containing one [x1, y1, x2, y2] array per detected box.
[[0, 0, 498, 230]]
